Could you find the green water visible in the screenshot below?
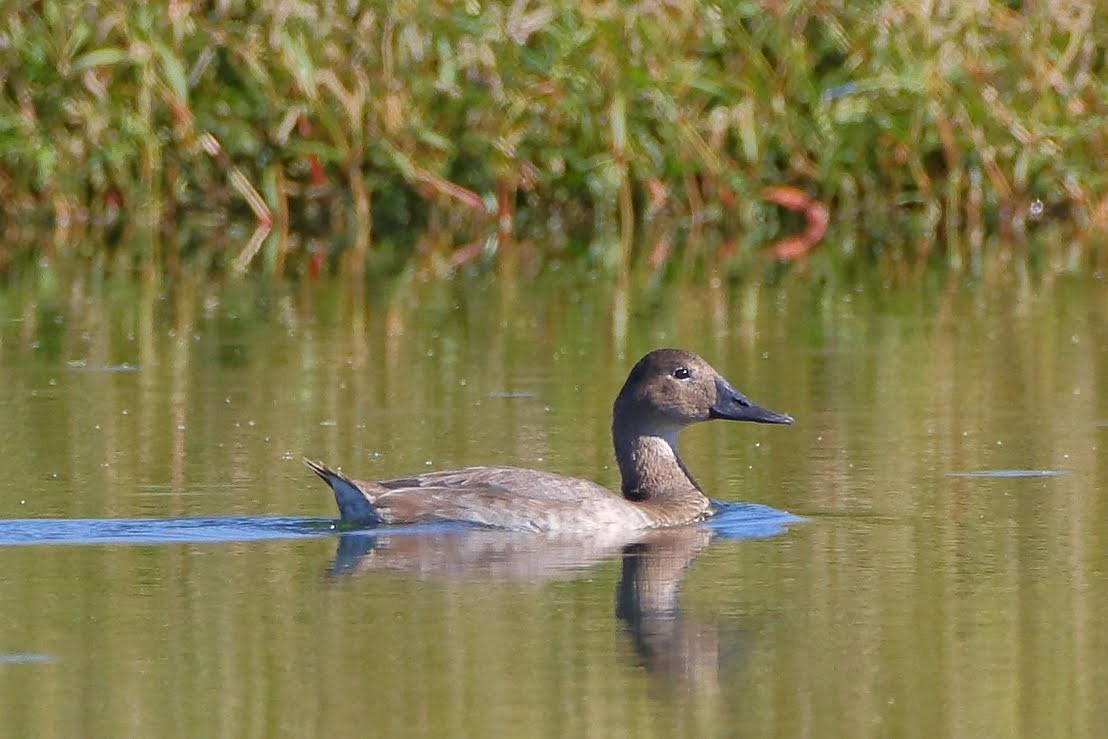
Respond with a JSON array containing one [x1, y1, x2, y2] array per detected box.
[[0, 271, 1106, 737]]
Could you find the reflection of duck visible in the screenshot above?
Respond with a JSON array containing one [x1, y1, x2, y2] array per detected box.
[[326, 524, 747, 691], [616, 527, 725, 688], [306, 349, 793, 533], [327, 527, 639, 581]]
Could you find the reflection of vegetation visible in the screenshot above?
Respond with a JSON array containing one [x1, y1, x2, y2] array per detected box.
[[1, 273, 1107, 735], [0, 2, 1104, 276]]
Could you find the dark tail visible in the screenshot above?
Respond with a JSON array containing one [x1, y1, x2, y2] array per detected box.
[[304, 458, 382, 525]]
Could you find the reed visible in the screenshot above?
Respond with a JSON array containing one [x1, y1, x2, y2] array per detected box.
[[0, 1, 1103, 278]]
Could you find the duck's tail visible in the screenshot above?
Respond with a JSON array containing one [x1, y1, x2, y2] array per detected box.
[[303, 458, 382, 525]]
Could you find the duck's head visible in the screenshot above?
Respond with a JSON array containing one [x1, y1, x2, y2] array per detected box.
[[613, 348, 794, 435]]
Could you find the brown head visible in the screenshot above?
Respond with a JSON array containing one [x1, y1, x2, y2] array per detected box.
[[611, 349, 793, 502], [612, 348, 793, 438]]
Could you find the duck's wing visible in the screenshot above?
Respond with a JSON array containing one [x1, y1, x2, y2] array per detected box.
[[376, 466, 608, 498], [374, 466, 625, 531], [306, 460, 640, 532], [372, 485, 591, 531]]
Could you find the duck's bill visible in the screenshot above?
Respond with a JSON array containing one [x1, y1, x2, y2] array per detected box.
[[710, 378, 795, 425]]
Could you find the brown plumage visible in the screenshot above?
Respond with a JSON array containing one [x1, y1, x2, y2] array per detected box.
[[306, 348, 793, 533]]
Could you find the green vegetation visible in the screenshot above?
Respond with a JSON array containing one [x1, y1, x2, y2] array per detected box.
[[0, 1, 1104, 277]]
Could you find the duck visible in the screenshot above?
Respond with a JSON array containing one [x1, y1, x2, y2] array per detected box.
[[305, 348, 793, 533]]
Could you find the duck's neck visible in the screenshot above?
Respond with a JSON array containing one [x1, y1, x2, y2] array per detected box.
[[613, 425, 702, 502]]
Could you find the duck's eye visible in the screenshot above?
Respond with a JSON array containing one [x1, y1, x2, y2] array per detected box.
[[672, 367, 691, 380]]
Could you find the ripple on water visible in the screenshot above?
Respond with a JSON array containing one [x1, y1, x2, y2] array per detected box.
[[0, 652, 53, 664], [0, 516, 336, 546], [0, 506, 804, 547], [64, 361, 141, 372], [706, 500, 805, 540], [945, 469, 1069, 478]]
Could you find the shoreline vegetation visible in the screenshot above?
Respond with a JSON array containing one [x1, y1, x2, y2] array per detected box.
[[1, 2, 1104, 279]]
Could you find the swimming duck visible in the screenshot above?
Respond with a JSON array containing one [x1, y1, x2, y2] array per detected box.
[[306, 348, 793, 533]]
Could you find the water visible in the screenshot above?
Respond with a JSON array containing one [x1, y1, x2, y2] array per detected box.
[[0, 270, 1106, 737]]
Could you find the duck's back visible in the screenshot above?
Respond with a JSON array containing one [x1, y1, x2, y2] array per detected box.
[[350, 466, 654, 533]]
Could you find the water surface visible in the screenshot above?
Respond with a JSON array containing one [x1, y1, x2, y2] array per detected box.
[[0, 271, 1106, 737]]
